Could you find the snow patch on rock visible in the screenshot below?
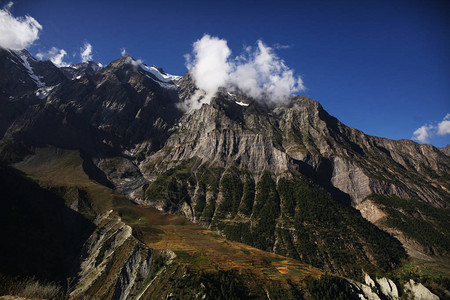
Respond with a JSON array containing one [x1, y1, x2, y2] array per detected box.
[[235, 101, 249, 106], [17, 51, 44, 87], [35, 85, 57, 99]]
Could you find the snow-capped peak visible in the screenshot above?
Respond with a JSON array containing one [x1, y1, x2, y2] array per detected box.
[[122, 56, 180, 89], [140, 64, 181, 83]]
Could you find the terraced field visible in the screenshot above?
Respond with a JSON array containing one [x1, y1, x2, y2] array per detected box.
[[119, 203, 322, 281]]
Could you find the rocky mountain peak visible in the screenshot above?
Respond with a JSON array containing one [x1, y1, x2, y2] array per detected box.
[[0, 48, 66, 98], [60, 61, 103, 80]]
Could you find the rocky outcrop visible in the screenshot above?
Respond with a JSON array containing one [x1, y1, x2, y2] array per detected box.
[[70, 211, 155, 299], [356, 199, 387, 223], [358, 273, 442, 300], [403, 279, 439, 300], [330, 157, 371, 203], [111, 246, 153, 300], [354, 274, 442, 300], [376, 277, 399, 299], [351, 281, 381, 300]]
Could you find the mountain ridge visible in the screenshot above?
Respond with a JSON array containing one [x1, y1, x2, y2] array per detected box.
[[0, 48, 448, 298]]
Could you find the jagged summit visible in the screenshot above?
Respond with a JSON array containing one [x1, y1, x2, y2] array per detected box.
[[103, 54, 181, 90], [0, 48, 66, 93], [61, 61, 103, 80]]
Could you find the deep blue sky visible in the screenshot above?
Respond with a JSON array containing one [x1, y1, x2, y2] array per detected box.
[[8, 0, 450, 146]]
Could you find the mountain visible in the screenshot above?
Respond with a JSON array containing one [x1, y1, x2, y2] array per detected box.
[[60, 61, 103, 80], [0, 48, 448, 299]]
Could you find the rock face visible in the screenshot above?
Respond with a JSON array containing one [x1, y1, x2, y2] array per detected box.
[[70, 211, 154, 299], [376, 277, 399, 299], [0, 48, 67, 139], [60, 61, 103, 80], [356, 274, 442, 300], [403, 279, 439, 300], [96, 156, 147, 200], [352, 281, 382, 300], [144, 89, 449, 207], [1, 53, 182, 159], [1, 50, 449, 279], [440, 145, 450, 156]]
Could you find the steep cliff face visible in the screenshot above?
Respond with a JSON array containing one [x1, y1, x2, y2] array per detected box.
[[70, 211, 155, 299], [141, 84, 449, 207]]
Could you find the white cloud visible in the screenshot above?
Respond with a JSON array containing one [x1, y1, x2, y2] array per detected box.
[[80, 42, 92, 62], [183, 34, 304, 110], [0, 2, 42, 50], [437, 113, 450, 135], [130, 57, 143, 67], [412, 125, 433, 143], [228, 40, 304, 103], [36, 47, 69, 67], [273, 43, 291, 50], [4, 2, 14, 10], [412, 113, 450, 143], [184, 34, 231, 109], [121, 48, 126, 56]]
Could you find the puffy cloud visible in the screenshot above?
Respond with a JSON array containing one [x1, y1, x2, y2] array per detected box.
[[412, 113, 450, 143], [183, 34, 304, 110], [36, 47, 69, 67], [0, 2, 42, 50], [121, 48, 127, 56], [130, 57, 143, 67], [412, 125, 433, 143], [228, 40, 304, 103], [80, 42, 93, 62], [437, 113, 450, 135], [184, 35, 231, 109]]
